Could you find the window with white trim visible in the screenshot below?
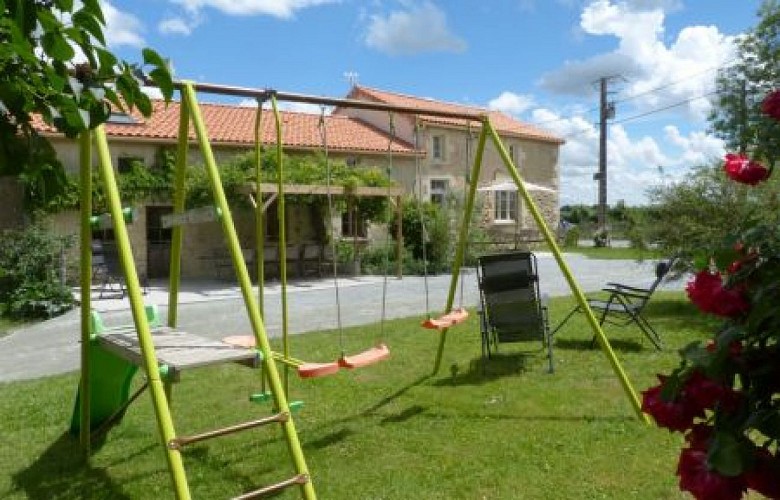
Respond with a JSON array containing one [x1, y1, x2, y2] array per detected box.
[[494, 190, 517, 222], [429, 179, 449, 206], [432, 135, 445, 161]]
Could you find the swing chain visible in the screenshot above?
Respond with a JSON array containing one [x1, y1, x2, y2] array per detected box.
[[318, 106, 346, 356]]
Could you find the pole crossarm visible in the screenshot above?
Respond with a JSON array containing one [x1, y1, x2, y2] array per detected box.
[[172, 80, 487, 122]]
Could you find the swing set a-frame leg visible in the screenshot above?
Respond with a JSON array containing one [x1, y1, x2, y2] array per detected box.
[[181, 83, 317, 498], [432, 118, 651, 425], [432, 120, 488, 376], [89, 126, 192, 498]]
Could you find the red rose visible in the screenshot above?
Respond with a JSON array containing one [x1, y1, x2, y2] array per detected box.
[[677, 448, 746, 500], [686, 270, 750, 318], [761, 89, 780, 121], [685, 424, 714, 451], [727, 259, 742, 274], [723, 153, 769, 185], [706, 339, 743, 359], [745, 449, 780, 499], [641, 377, 703, 432], [683, 371, 742, 413]]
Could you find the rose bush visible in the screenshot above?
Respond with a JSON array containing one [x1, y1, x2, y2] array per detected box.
[[642, 89, 780, 499]]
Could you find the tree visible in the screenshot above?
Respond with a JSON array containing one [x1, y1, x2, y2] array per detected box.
[[710, 0, 780, 165], [645, 163, 780, 263], [0, 0, 173, 207]]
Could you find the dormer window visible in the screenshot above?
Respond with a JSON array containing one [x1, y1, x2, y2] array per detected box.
[[108, 111, 137, 124]]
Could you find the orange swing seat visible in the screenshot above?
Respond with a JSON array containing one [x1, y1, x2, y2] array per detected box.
[[297, 362, 341, 378], [222, 335, 257, 349], [421, 308, 470, 330], [221, 335, 341, 379], [338, 343, 390, 369]]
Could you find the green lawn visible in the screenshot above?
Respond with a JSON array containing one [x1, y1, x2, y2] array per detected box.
[[0, 293, 717, 499]]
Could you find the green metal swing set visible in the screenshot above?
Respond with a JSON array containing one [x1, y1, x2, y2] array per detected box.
[[72, 79, 650, 500], [222, 96, 392, 380]]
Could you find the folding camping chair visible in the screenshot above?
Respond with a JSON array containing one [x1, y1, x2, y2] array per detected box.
[[92, 240, 126, 299], [551, 257, 676, 350], [476, 251, 554, 373]]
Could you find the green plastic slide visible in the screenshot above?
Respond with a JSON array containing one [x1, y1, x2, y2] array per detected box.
[[69, 305, 160, 435]]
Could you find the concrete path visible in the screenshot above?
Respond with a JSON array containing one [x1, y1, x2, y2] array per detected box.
[[0, 253, 684, 383]]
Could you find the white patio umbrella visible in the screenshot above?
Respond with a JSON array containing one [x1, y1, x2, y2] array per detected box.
[[476, 179, 555, 193]]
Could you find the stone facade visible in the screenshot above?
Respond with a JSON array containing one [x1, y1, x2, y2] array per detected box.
[[28, 90, 562, 281], [334, 108, 561, 244]]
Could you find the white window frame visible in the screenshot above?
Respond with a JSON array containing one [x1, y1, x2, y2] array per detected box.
[[493, 189, 517, 223], [432, 135, 446, 161], [429, 178, 450, 206]]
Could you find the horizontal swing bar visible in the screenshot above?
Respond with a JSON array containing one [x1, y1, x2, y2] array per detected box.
[[421, 308, 470, 330], [173, 80, 487, 122]]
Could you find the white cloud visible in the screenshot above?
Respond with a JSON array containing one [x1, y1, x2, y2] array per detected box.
[[488, 92, 535, 116], [171, 0, 338, 18], [159, 16, 195, 35], [539, 53, 641, 95], [540, 0, 735, 122], [364, 2, 467, 56], [523, 106, 725, 205], [142, 86, 165, 99], [237, 98, 326, 114], [663, 125, 724, 166], [101, 0, 145, 47]]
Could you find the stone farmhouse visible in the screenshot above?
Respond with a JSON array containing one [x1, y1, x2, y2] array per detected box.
[[16, 86, 563, 281]]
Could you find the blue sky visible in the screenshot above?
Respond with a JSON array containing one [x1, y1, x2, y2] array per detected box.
[[101, 0, 763, 205]]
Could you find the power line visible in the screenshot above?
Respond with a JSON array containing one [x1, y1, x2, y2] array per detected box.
[[527, 59, 736, 132], [612, 91, 718, 125], [613, 60, 733, 105], [553, 90, 719, 143]]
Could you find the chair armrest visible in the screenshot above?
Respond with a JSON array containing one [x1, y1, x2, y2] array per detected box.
[[601, 288, 651, 301], [604, 282, 652, 294]]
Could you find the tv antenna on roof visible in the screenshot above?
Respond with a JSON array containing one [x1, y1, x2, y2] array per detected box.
[[344, 71, 359, 87]]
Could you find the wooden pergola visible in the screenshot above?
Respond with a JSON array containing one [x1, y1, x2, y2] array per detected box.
[[247, 182, 406, 279]]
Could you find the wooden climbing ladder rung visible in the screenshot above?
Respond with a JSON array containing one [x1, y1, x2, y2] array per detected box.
[[421, 308, 470, 330], [338, 344, 390, 369], [233, 474, 310, 500], [168, 412, 289, 450]]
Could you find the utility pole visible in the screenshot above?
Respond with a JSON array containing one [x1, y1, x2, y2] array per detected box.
[[596, 76, 615, 244]]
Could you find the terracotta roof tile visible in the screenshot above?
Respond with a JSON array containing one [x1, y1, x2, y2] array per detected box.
[[32, 100, 418, 155], [348, 86, 565, 145]]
